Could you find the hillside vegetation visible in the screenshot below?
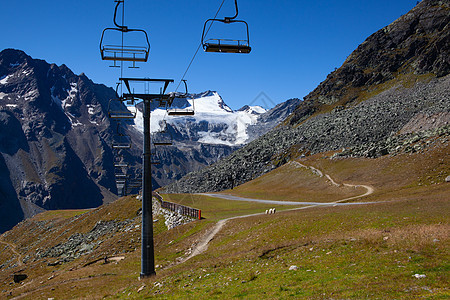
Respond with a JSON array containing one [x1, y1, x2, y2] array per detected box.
[[0, 139, 448, 298]]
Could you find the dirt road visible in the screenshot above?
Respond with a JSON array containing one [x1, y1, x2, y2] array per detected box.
[[182, 162, 375, 262]]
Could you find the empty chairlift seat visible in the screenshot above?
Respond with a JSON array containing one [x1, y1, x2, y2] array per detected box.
[[112, 133, 132, 149], [99, 0, 150, 64], [201, 0, 251, 54], [108, 98, 137, 119], [167, 80, 195, 116]]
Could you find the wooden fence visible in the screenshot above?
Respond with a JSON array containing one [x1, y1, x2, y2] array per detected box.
[[152, 192, 201, 220]]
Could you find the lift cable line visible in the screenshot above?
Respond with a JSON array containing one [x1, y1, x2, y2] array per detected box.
[[174, 0, 226, 93]]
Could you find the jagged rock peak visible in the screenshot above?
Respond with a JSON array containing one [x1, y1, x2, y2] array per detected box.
[[0, 48, 32, 66]]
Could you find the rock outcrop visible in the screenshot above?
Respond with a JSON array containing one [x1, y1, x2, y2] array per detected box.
[[0, 49, 119, 232]]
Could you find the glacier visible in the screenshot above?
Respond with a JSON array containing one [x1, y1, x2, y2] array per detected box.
[[130, 91, 267, 146]]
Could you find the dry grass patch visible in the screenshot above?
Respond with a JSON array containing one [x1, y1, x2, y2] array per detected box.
[[307, 139, 449, 192], [162, 194, 298, 220], [220, 161, 366, 202]]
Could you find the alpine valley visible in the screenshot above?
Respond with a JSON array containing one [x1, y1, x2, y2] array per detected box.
[[0, 48, 298, 232], [0, 0, 449, 298]]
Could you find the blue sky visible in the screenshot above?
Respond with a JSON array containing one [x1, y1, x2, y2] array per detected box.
[[1, 0, 418, 110]]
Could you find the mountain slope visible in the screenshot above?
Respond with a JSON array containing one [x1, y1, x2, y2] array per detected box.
[[133, 90, 296, 187], [0, 49, 298, 231], [0, 144, 448, 298], [0, 49, 120, 232], [164, 0, 450, 193], [288, 0, 449, 125]]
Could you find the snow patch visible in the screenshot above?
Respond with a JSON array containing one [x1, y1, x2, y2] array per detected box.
[[6, 104, 18, 108], [22, 69, 32, 76], [0, 92, 7, 99], [87, 104, 96, 115], [51, 83, 78, 111], [50, 86, 63, 108], [0, 75, 12, 85], [25, 89, 38, 101]]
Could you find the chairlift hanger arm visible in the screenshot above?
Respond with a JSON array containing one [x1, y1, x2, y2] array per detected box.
[[182, 80, 188, 95], [113, 0, 128, 31], [225, 0, 239, 22]]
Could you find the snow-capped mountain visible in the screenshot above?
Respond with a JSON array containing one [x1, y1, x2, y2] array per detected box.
[[133, 91, 267, 146], [128, 90, 300, 188]]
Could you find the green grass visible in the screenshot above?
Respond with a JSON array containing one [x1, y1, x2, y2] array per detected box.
[[161, 194, 301, 221], [137, 189, 449, 299], [2, 145, 448, 299]]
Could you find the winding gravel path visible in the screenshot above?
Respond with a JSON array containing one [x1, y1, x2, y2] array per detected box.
[[181, 162, 375, 263], [0, 239, 24, 267]]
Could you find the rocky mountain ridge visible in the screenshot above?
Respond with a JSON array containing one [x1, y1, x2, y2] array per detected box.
[[163, 0, 450, 193], [0, 49, 125, 232], [288, 0, 449, 125]]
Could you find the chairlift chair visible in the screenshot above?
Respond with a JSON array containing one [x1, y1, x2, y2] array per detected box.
[[99, 0, 150, 64], [114, 167, 128, 178], [127, 179, 142, 188], [112, 122, 132, 149], [153, 140, 172, 146], [201, 0, 251, 54], [115, 175, 128, 181], [167, 80, 195, 116], [108, 98, 137, 119], [112, 132, 132, 149], [116, 180, 127, 196], [152, 130, 172, 146]]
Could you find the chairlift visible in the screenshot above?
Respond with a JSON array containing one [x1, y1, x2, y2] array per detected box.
[[112, 131, 132, 149], [113, 151, 128, 168], [99, 0, 150, 64], [108, 98, 137, 119], [153, 140, 172, 146], [152, 128, 172, 146], [201, 0, 251, 54], [127, 180, 142, 188], [115, 174, 129, 180], [167, 80, 195, 116], [116, 180, 127, 196]]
